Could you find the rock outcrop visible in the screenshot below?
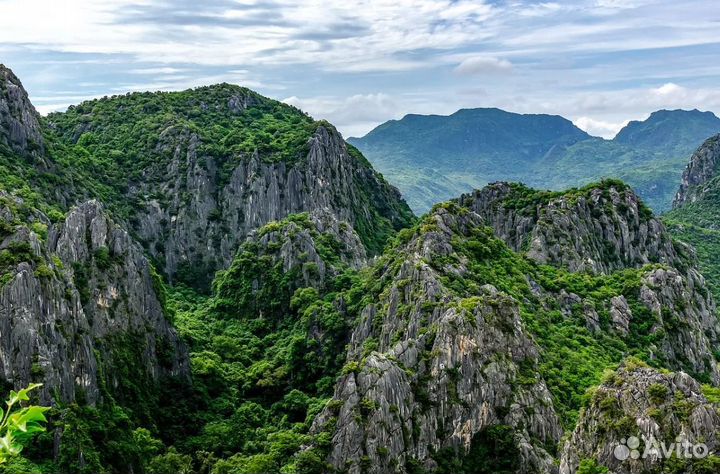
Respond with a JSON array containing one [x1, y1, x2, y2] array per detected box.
[[674, 134, 720, 208], [460, 181, 720, 382], [136, 125, 401, 283], [560, 362, 720, 474], [213, 210, 368, 315], [461, 181, 681, 274], [0, 64, 44, 159], [312, 204, 563, 474], [45, 87, 413, 287], [0, 197, 188, 405]]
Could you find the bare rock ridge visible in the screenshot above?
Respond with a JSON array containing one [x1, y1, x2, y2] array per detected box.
[[460, 181, 681, 274], [673, 134, 720, 208], [134, 124, 408, 285], [561, 362, 720, 474], [0, 64, 45, 158], [0, 196, 188, 404], [312, 204, 563, 474]]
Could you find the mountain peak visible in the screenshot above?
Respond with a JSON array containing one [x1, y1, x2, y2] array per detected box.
[[613, 108, 720, 150], [0, 64, 45, 158], [673, 133, 720, 209]]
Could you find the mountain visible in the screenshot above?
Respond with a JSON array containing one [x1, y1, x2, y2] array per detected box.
[[350, 108, 720, 214], [43, 83, 413, 289], [303, 180, 720, 474], [664, 134, 720, 301], [615, 109, 720, 152], [0, 64, 413, 473], [4, 63, 720, 474], [349, 108, 591, 213]]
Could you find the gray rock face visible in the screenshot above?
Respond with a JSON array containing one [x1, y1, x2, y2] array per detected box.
[[243, 210, 367, 292], [639, 267, 720, 382], [0, 198, 188, 405], [132, 124, 409, 284], [313, 207, 562, 474], [673, 134, 720, 208], [560, 363, 720, 474], [0, 64, 45, 158], [461, 182, 680, 274]]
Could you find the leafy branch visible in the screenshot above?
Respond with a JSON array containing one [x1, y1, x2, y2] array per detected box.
[[0, 383, 49, 464]]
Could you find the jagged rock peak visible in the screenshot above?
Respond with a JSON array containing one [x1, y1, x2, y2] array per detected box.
[[673, 134, 720, 208], [560, 360, 720, 474], [0, 197, 188, 405], [0, 64, 44, 157], [311, 203, 563, 474], [46, 85, 414, 286], [218, 210, 367, 297], [459, 180, 682, 274]]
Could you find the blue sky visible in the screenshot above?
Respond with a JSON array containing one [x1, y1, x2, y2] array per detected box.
[[1, 0, 719, 138]]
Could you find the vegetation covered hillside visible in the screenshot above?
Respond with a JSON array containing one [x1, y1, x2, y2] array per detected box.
[[665, 134, 720, 301], [43, 83, 413, 285], [350, 108, 720, 214], [2, 62, 720, 474]]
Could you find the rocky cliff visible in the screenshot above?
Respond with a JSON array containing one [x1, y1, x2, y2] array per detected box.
[[0, 64, 44, 159], [311, 203, 563, 474], [303, 180, 720, 474], [560, 361, 720, 474], [44, 86, 414, 288], [674, 134, 720, 208], [460, 181, 681, 274], [0, 195, 188, 405]]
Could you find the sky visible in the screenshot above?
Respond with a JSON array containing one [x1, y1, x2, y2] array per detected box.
[[1, 0, 719, 139]]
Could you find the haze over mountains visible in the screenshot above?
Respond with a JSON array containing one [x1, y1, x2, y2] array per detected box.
[[350, 108, 720, 214]]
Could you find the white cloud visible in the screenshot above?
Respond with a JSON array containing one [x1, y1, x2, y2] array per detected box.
[[652, 82, 685, 97], [283, 93, 404, 138], [454, 56, 513, 75], [573, 116, 629, 138], [128, 67, 186, 75]]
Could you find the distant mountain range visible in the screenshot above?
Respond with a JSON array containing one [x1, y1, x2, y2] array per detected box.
[[349, 108, 720, 214]]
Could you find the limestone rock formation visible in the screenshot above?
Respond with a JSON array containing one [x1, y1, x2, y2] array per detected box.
[[312, 205, 563, 474], [461, 181, 681, 274], [0, 64, 45, 159], [674, 134, 720, 208], [560, 362, 720, 474], [0, 197, 188, 405]]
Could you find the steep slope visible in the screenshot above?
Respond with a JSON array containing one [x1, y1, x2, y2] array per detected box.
[[0, 198, 188, 405], [45, 86, 413, 287], [166, 212, 368, 473], [665, 134, 720, 301], [561, 360, 720, 474], [672, 134, 720, 212], [0, 65, 45, 159], [460, 181, 678, 274], [310, 204, 564, 474], [351, 108, 720, 214], [299, 180, 720, 474], [0, 195, 190, 472]]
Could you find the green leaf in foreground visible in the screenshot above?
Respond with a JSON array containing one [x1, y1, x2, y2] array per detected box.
[[0, 384, 49, 464]]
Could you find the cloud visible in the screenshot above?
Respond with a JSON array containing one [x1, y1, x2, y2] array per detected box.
[[3, 0, 720, 143], [454, 56, 513, 75], [573, 116, 630, 138], [283, 93, 404, 137]]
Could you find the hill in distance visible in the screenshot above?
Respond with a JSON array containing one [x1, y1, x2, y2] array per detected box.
[[350, 107, 720, 214]]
